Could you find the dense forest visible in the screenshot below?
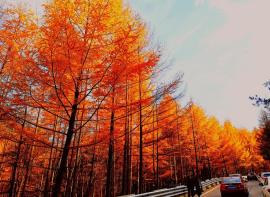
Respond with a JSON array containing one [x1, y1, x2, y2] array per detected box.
[[0, 0, 268, 196]]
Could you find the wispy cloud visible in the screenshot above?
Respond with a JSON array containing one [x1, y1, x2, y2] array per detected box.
[[174, 22, 204, 46]]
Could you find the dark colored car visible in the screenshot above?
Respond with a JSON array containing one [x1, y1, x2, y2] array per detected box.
[[220, 176, 249, 197], [260, 172, 270, 185], [247, 172, 257, 180], [229, 173, 242, 177]]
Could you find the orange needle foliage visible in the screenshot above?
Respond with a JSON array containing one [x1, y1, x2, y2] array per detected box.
[[0, 1, 267, 197]]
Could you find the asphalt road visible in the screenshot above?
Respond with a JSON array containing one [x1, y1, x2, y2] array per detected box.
[[201, 181, 263, 197]]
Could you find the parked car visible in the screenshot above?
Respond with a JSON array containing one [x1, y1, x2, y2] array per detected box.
[[261, 172, 270, 183], [261, 177, 270, 197], [229, 173, 242, 177], [220, 176, 249, 197], [242, 175, 248, 182], [247, 172, 257, 180], [229, 173, 248, 182]]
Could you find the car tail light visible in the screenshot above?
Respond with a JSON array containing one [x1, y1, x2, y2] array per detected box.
[[220, 184, 226, 190], [236, 183, 244, 189]]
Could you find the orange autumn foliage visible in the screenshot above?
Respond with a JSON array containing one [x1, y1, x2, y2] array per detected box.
[[0, 1, 267, 197]]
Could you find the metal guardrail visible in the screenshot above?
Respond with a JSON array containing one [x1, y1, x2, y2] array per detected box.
[[201, 178, 220, 191], [118, 178, 221, 197], [257, 175, 264, 184]]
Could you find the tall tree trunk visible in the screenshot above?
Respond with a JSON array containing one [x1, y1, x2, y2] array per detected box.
[[152, 107, 156, 184], [138, 74, 143, 193], [190, 106, 199, 177], [128, 101, 133, 194], [9, 108, 27, 197], [106, 88, 115, 197], [44, 116, 58, 197], [50, 126, 62, 194], [52, 88, 79, 196], [64, 130, 77, 197], [70, 106, 85, 197], [84, 144, 96, 197], [122, 81, 130, 195], [173, 152, 178, 184], [20, 108, 41, 197], [84, 109, 99, 197], [207, 156, 212, 179], [0, 141, 7, 180], [203, 139, 212, 179], [156, 105, 159, 189], [176, 116, 183, 183], [221, 154, 228, 176]]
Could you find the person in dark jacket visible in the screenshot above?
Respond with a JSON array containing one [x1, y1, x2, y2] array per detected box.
[[186, 175, 195, 197], [195, 176, 202, 197]]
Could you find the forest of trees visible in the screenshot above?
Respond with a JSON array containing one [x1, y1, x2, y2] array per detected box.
[[251, 81, 270, 163], [0, 0, 268, 196]]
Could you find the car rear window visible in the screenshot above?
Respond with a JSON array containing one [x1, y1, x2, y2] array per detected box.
[[229, 174, 241, 177], [263, 173, 270, 177], [222, 177, 241, 184]]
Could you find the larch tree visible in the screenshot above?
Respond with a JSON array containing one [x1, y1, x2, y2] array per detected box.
[[0, 1, 269, 196]]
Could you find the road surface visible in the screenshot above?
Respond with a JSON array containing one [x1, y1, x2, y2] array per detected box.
[[202, 181, 263, 197]]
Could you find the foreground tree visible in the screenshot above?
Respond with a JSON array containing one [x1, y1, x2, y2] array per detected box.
[[256, 112, 270, 161], [251, 80, 270, 165], [250, 80, 270, 111], [0, 1, 268, 196]]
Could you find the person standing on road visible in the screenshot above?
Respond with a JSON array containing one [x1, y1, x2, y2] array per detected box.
[[186, 175, 195, 197], [195, 176, 202, 197]]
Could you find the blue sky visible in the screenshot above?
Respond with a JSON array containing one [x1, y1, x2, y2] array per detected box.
[[10, 0, 270, 129], [127, 0, 270, 129]]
